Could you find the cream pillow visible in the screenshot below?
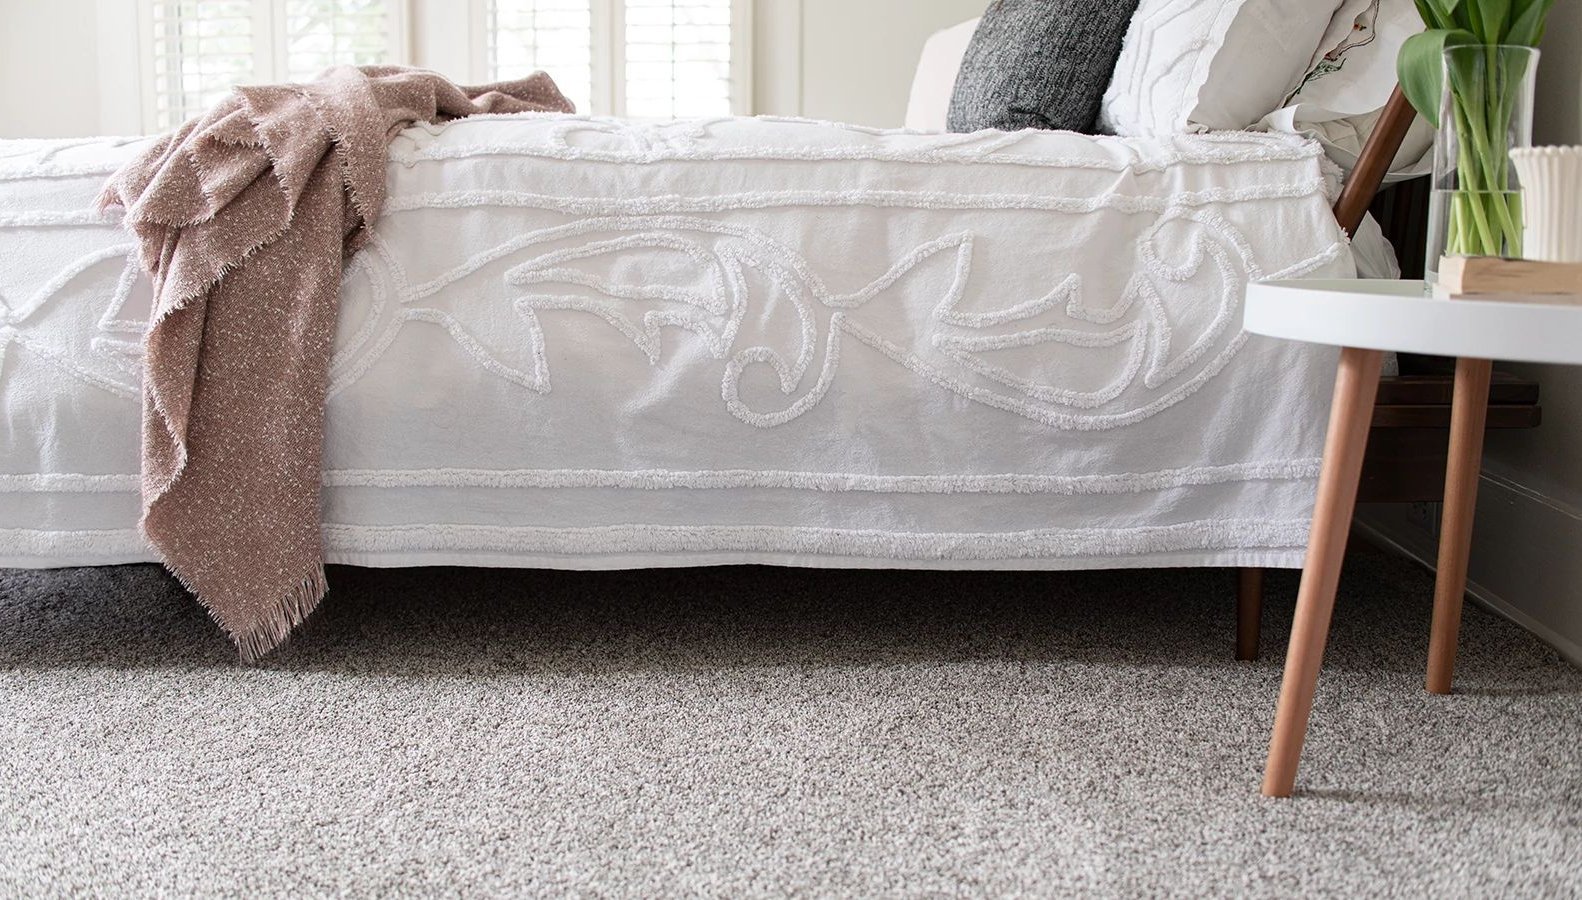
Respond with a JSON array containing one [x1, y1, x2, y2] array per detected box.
[[1100, 0, 1345, 135], [1259, 0, 1433, 180], [904, 18, 979, 132]]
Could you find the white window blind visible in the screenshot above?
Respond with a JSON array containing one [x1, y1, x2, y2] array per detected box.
[[487, 0, 597, 114], [485, 0, 749, 117], [141, 0, 405, 131], [624, 0, 734, 119], [147, 0, 259, 130], [281, 0, 401, 82]]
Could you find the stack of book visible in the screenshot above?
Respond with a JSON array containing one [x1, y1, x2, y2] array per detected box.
[[1433, 256, 1582, 305]]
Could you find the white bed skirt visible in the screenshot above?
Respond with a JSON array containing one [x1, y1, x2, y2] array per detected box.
[[0, 116, 1359, 571]]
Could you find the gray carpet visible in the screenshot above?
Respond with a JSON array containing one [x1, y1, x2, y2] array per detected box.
[[2, 547, 1580, 898]]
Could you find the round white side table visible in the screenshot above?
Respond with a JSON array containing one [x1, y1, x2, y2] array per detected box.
[[1243, 278, 1582, 798]]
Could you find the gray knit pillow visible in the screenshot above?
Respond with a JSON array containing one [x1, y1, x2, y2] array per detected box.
[[947, 0, 1142, 134]]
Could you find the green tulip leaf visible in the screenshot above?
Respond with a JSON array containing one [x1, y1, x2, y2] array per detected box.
[[1416, 0, 1458, 28], [1397, 28, 1478, 126], [1476, 0, 1510, 41], [1506, 0, 1556, 45]]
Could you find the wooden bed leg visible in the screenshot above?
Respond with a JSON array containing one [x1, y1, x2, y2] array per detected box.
[[1237, 567, 1264, 661], [1426, 357, 1493, 695], [1263, 347, 1384, 798]]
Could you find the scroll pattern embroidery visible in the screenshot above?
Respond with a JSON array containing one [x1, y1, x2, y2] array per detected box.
[[1, 132, 1345, 435], [0, 230, 145, 400], [327, 206, 1342, 431], [1, 206, 1345, 432]]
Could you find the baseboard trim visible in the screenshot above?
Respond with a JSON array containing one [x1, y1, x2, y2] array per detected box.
[[1354, 514, 1582, 669]]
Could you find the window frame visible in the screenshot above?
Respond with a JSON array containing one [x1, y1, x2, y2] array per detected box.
[[122, 0, 757, 134], [469, 0, 754, 117], [134, 0, 412, 133]]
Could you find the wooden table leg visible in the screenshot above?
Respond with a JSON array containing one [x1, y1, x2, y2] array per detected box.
[[1237, 567, 1264, 661], [1262, 347, 1384, 798], [1426, 357, 1494, 695]]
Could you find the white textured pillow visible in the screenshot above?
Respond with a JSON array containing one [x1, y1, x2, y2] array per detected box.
[[1100, 0, 1345, 135]]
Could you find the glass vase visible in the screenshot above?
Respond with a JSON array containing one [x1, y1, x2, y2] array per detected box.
[[1425, 44, 1539, 284]]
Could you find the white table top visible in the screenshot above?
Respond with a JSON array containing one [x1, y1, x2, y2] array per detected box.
[[1243, 279, 1582, 366]]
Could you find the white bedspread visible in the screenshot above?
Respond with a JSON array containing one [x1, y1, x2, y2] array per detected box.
[[0, 116, 1358, 571]]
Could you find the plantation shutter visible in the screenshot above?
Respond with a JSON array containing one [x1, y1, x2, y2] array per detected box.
[[281, 0, 401, 82], [144, 0, 402, 131], [623, 0, 735, 118], [147, 0, 260, 130], [486, 0, 598, 115], [486, 0, 746, 117]]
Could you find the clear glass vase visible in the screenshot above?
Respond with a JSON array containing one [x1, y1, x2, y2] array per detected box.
[[1425, 44, 1539, 284]]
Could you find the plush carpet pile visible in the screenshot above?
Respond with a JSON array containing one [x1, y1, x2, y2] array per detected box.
[[2, 548, 1580, 897]]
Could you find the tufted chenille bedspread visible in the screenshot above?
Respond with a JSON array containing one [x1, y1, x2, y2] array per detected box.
[[1, 117, 1367, 579]]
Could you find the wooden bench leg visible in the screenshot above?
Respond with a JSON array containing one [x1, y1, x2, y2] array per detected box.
[[1237, 567, 1263, 661], [1263, 347, 1383, 798], [1426, 357, 1493, 695]]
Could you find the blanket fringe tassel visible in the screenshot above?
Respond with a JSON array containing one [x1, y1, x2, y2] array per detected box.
[[228, 566, 329, 664]]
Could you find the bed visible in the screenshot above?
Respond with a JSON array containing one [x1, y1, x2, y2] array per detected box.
[[1, 115, 1387, 573]]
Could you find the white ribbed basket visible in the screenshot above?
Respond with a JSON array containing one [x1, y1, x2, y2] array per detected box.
[[1511, 146, 1582, 263]]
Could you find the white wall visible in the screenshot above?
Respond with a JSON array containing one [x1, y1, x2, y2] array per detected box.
[[1364, 1, 1582, 665], [0, 0, 146, 137], [787, 0, 988, 126], [1533, 1, 1582, 147], [1467, 0, 1582, 661], [0, 0, 103, 137]]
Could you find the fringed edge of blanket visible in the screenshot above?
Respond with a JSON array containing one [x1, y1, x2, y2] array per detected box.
[[233, 566, 328, 663], [289, 84, 381, 242], [157, 555, 329, 664]]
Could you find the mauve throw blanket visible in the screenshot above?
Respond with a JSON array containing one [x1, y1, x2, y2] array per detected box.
[[100, 66, 572, 660]]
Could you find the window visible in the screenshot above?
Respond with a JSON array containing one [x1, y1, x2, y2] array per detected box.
[[141, 0, 407, 130], [131, 0, 747, 133], [487, 0, 596, 114], [485, 0, 751, 118]]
